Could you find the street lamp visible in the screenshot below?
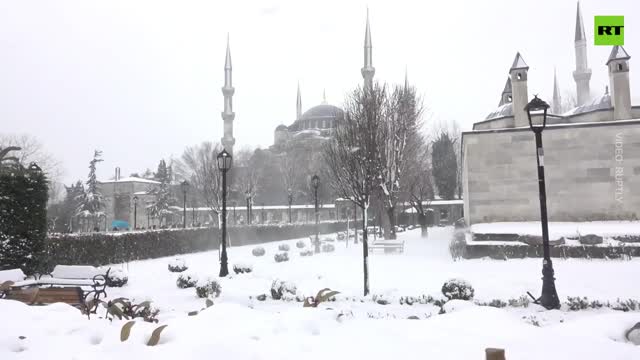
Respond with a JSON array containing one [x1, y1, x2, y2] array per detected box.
[[245, 190, 251, 225], [525, 95, 560, 310], [287, 188, 293, 223], [312, 174, 320, 253], [217, 149, 233, 277], [180, 180, 189, 229], [133, 195, 138, 229]]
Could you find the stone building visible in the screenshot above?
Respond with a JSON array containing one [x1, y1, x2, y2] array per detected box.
[[462, 3, 639, 225], [98, 176, 160, 230]]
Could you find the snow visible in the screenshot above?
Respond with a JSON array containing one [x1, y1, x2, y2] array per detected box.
[[0, 269, 26, 283], [471, 221, 640, 239], [50, 265, 103, 279], [99, 177, 160, 185], [2, 227, 640, 358]]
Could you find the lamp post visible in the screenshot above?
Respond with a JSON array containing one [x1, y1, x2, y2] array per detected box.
[[133, 195, 138, 229], [217, 149, 233, 277], [245, 190, 251, 225], [312, 175, 320, 253], [287, 188, 293, 223], [180, 180, 189, 228], [525, 95, 560, 310]]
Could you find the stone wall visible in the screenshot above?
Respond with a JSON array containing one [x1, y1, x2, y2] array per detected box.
[[462, 120, 640, 225]]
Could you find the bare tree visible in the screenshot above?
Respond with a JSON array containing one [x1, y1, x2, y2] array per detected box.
[[173, 142, 223, 225], [561, 90, 578, 113], [232, 146, 260, 224], [402, 136, 435, 237], [378, 84, 423, 239], [0, 134, 64, 202], [323, 83, 386, 296]]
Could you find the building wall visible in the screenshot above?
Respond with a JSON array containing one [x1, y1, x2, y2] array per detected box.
[[463, 120, 640, 224], [474, 107, 640, 131]]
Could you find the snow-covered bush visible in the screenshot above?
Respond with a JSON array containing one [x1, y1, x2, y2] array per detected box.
[[176, 273, 198, 289], [270, 279, 296, 300], [233, 263, 253, 274], [296, 240, 306, 248], [321, 243, 335, 253], [274, 252, 289, 263], [441, 278, 474, 301], [252, 247, 266, 257], [322, 236, 335, 243], [300, 250, 313, 257], [487, 299, 507, 308], [106, 268, 128, 287], [566, 296, 590, 311], [508, 295, 530, 308], [195, 277, 222, 298], [168, 258, 188, 272], [278, 244, 290, 251], [337, 232, 346, 241]]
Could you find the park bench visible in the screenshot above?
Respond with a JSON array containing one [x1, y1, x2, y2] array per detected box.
[[368, 239, 405, 253], [0, 265, 109, 309]]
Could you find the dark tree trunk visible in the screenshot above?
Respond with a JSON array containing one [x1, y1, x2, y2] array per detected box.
[[362, 206, 369, 296], [418, 213, 428, 238], [385, 206, 397, 240]]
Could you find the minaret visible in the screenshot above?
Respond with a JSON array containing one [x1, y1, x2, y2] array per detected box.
[[498, 77, 512, 106], [221, 34, 235, 154], [607, 45, 632, 120], [573, 2, 592, 106], [552, 69, 562, 114], [361, 8, 375, 89], [510, 52, 529, 127], [404, 67, 409, 90], [296, 82, 302, 120], [322, 89, 327, 104]]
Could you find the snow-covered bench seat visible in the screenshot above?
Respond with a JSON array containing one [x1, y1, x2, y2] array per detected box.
[[368, 239, 405, 253], [0, 266, 109, 307]]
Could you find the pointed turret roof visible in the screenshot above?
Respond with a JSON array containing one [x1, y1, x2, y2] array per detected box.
[[224, 34, 232, 70], [606, 45, 631, 64], [501, 77, 512, 94], [510, 52, 529, 71], [575, 2, 586, 42]]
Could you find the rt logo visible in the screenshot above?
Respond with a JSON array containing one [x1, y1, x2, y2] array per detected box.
[[594, 16, 624, 45]]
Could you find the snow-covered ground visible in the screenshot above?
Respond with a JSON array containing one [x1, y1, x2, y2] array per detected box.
[[2, 227, 640, 359]]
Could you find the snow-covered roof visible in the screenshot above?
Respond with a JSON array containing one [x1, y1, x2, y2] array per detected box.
[[485, 102, 513, 120], [606, 45, 630, 65], [510, 52, 528, 70], [99, 177, 160, 185], [562, 92, 612, 116], [168, 204, 336, 212]]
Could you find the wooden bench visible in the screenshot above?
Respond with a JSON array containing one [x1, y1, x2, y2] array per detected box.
[[368, 239, 405, 253], [0, 266, 109, 309], [5, 287, 84, 306]]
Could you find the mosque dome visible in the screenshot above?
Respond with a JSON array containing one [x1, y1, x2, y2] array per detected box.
[[562, 92, 612, 116], [275, 124, 288, 131], [301, 104, 343, 120], [485, 102, 513, 120]]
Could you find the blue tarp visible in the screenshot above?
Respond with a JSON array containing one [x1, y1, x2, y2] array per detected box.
[[111, 220, 129, 229]]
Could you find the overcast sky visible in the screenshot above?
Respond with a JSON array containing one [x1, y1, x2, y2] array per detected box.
[[1, 0, 638, 184]]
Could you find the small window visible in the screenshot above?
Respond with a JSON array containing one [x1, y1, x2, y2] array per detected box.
[[508, 95, 512, 102], [517, 73, 522, 80], [617, 63, 623, 71]]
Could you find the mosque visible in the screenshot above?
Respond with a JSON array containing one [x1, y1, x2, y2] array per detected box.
[[462, 3, 639, 225]]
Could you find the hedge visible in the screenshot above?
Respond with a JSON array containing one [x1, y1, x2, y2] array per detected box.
[[0, 164, 48, 275], [42, 221, 352, 268], [463, 243, 640, 260]]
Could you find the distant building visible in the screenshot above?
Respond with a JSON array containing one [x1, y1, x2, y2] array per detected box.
[[98, 177, 159, 230]]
